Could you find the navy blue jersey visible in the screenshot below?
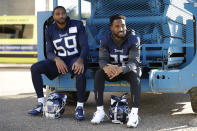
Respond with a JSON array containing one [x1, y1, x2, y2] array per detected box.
[[45, 17, 89, 63], [99, 31, 141, 74]]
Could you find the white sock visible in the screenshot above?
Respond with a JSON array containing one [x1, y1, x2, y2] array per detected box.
[[77, 102, 84, 108], [131, 107, 138, 114], [97, 106, 104, 111], [38, 97, 45, 104]]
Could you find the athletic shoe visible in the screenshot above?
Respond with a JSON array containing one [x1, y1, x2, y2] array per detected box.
[[28, 102, 43, 115], [75, 106, 85, 120], [127, 112, 139, 128], [91, 109, 105, 124]]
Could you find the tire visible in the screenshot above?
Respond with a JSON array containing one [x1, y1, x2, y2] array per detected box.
[[189, 87, 197, 113], [63, 91, 90, 105]]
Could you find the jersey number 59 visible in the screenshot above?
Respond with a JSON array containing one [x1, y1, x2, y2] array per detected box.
[[53, 35, 78, 56]]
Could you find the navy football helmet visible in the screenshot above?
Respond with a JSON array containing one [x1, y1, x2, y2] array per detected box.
[[109, 93, 130, 124], [44, 92, 67, 119]]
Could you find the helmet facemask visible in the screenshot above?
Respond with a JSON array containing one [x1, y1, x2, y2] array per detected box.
[[109, 93, 130, 124], [44, 93, 67, 119]]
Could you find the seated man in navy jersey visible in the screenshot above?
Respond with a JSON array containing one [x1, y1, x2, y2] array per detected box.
[[91, 14, 141, 127], [28, 6, 89, 120]]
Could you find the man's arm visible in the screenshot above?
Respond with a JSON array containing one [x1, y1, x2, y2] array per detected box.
[[45, 28, 56, 61], [99, 44, 110, 69], [121, 36, 141, 74], [78, 22, 89, 60], [98, 41, 117, 78], [45, 27, 68, 74], [72, 22, 89, 74]]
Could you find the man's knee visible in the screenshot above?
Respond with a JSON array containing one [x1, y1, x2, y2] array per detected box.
[[76, 73, 86, 79], [31, 62, 40, 73], [30, 61, 47, 74], [127, 71, 140, 82], [95, 69, 105, 77]]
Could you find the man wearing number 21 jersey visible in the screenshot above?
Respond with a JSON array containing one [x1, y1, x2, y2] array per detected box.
[[28, 6, 89, 120]]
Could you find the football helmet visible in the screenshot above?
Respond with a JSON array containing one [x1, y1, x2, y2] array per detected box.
[[109, 93, 130, 124], [44, 92, 67, 119]]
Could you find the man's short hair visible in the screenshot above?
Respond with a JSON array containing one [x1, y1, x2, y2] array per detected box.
[[52, 6, 67, 15], [110, 14, 126, 25]]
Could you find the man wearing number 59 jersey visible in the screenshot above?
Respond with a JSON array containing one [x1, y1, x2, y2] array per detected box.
[[91, 14, 141, 127], [28, 6, 89, 120]]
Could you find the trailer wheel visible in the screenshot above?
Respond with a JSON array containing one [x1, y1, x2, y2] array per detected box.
[[63, 91, 90, 105], [189, 87, 197, 113]]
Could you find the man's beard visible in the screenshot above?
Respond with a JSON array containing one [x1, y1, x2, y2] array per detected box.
[[114, 32, 126, 39], [56, 19, 66, 25]]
